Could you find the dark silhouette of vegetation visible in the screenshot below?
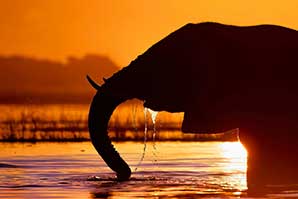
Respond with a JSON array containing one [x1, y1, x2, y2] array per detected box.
[[0, 54, 119, 104]]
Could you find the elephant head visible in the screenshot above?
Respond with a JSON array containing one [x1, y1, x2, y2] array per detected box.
[[88, 22, 236, 180], [87, 22, 298, 181]]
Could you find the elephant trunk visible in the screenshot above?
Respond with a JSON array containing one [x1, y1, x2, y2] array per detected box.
[[88, 92, 131, 181]]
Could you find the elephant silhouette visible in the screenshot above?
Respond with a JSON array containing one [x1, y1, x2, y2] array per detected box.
[[87, 22, 298, 191]]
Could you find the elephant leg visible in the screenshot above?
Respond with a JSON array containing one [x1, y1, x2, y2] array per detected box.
[[239, 123, 298, 192]]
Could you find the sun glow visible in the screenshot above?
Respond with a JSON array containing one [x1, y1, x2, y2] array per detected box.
[[219, 142, 248, 191], [220, 142, 247, 160], [219, 141, 247, 172]]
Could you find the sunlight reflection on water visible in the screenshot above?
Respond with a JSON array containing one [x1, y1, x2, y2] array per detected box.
[[0, 141, 250, 198]]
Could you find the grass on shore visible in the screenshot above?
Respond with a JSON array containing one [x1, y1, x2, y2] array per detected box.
[[0, 102, 238, 142]]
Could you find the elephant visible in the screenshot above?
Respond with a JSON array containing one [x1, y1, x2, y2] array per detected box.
[[87, 22, 298, 190]]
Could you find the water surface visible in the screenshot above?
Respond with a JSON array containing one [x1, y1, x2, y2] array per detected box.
[[1, 141, 298, 198], [0, 141, 247, 198]]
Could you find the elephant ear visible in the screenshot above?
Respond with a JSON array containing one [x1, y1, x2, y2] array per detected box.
[[182, 110, 234, 134]]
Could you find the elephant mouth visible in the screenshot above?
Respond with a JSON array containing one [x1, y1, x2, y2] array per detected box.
[[88, 91, 131, 181]]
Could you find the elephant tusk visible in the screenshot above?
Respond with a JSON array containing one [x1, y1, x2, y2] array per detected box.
[[86, 75, 101, 90]]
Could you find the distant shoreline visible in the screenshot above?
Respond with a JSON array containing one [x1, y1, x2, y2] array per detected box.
[[0, 94, 93, 104], [0, 54, 120, 104], [0, 130, 239, 142]]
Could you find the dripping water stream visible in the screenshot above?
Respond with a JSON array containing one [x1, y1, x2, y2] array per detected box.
[[134, 105, 159, 172], [134, 107, 148, 172], [147, 108, 158, 164]]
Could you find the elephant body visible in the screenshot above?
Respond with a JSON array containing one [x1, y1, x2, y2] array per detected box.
[[88, 22, 298, 190]]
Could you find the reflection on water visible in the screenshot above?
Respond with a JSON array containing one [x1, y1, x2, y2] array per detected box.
[[0, 141, 296, 198], [0, 141, 245, 198]]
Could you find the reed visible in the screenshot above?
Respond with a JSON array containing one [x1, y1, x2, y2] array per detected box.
[[0, 102, 238, 142]]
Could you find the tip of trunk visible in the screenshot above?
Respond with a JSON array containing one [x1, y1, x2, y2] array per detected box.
[[88, 92, 131, 180]]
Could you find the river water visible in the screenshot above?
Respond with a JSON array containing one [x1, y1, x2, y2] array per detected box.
[[1, 141, 298, 198]]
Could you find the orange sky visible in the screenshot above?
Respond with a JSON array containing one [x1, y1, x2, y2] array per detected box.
[[1, 0, 298, 66]]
